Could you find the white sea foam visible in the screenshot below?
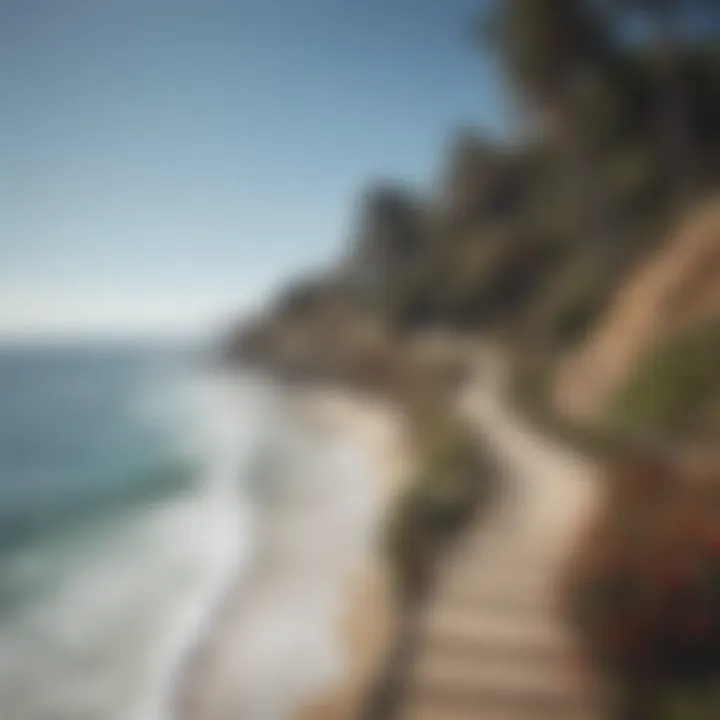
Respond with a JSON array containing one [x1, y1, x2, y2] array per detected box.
[[128, 370, 267, 720], [0, 367, 273, 720], [168, 395, 376, 720], [0, 358, 374, 720]]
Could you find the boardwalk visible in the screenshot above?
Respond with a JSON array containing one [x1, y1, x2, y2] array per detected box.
[[396, 352, 602, 720]]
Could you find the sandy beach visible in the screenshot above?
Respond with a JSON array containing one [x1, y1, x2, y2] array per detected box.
[[292, 391, 411, 720], [172, 387, 411, 720]]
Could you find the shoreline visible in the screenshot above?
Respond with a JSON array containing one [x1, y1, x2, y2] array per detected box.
[[172, 384, 412, 720], [292, 389, 412, 720]]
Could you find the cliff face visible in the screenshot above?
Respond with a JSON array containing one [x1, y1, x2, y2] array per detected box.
[[227, 133, 593, 380], [343, 185, 428, 305], [229, 125, 710, 404], [225, 183, 429, 377], [438, 135, 528, 230], [555, 198, 720, 423]]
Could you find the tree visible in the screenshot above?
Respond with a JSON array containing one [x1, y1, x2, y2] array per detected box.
[[477, 0, 616, 247], [611, 0, 697, 198]]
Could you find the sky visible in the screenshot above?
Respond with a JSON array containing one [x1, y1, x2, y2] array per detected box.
[[0, 0, 506, 338]]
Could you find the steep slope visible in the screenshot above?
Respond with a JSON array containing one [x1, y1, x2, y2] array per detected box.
[[555, 198, 720, 424]]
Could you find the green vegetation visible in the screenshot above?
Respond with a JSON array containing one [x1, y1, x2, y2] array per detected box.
[[230, 5, 720, 715], [232, 0, 720, 378], [613, 326, 720, 440], [386, 419, 494, 600], [368, 0, 720, 352], [508, 347, 622, 459], [563, 454, 720, 720]]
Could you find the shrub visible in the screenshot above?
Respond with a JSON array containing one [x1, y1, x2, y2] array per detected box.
[[612, 326, 720, 441], [563, 453, 720, 717], [386, 422, 492, 601]]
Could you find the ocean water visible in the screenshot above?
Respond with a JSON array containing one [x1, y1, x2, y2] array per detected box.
[[0, 342, 279, 720], [171, 388, 375, 720], [0, 343, 377, 720]]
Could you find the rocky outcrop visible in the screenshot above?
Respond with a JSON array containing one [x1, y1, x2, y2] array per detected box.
[[439, 135, 527, 229], [344, 184, 428, 303]]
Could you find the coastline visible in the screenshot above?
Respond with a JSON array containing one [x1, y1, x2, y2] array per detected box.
[[172, 384, 412, 720], [292, 390, 412, 720]]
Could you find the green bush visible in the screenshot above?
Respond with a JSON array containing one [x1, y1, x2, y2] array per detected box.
[[386, 422, 492, 600], [562, 453, 720, 718], [612, 326, 720, 439]]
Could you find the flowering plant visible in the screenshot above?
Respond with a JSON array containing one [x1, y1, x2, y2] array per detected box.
[[563, 454, 720, 690]]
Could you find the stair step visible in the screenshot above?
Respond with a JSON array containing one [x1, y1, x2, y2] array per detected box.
[[400, 698, 597, 720], [447, 559, 555, 584], [421, 609, 572, 656], [404, 659, 589, 718], [432, 569, 554, 612], [432, 581, 553, 617], [410, 651, 585, 701], [445, 551, 553, 582], [453, 530, 556, 563]]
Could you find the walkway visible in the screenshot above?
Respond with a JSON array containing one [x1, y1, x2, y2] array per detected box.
[[396, 351, 602, 720]]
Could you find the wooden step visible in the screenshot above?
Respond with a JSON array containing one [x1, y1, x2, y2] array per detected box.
[[446, 549, 554, 580], [403, 652, 590, 719], [400, 698, 597, 720], [433, 565, 554, 607], [432, 580, 554, 617], [409, 650, 585, 702], [420, 609, 572, 657], [452, 530, 556, 563]]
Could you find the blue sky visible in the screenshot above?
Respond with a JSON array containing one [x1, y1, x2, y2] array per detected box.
[[0, 0, 506, 337]]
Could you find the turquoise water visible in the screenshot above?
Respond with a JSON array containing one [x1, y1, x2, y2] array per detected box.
[[0, 343, 269, 720]]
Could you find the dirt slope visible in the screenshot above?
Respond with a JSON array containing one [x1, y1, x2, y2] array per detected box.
[[555, 198, 720, 423]]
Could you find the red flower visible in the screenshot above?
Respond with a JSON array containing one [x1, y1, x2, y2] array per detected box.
[[658, 557, 693, 598], [673, 507, 705, 545], [704, 526, 720, 556], [617, 454, 672, 499], [643, 595, 669, 632], [686, 609, 711, 640], [610, 613, 645, 657]]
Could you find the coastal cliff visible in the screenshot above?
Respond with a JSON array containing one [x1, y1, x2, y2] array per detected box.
[[218, 5, 720, 718]]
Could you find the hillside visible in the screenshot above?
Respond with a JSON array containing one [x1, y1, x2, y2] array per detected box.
[[225, 1, 720, 448], [555, 199, 720, 431]]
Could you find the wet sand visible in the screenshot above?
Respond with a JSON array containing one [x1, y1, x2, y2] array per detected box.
[[292, 391, 411, 720], [173, 388, 411, 720]]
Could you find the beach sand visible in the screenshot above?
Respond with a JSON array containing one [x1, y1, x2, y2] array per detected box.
[[292, 391, 411, 720], [173, 388, 411, 720]]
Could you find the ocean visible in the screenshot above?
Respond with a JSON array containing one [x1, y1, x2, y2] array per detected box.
[[0, 342, 373, 720]]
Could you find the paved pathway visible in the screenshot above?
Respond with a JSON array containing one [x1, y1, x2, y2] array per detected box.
[[397, 351, 602, 720]]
